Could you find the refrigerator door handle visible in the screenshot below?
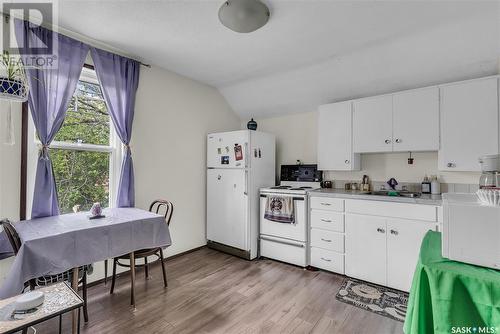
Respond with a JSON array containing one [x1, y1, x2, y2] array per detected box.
[[244, 170, 248, 195], [244, 142, 249, 168]]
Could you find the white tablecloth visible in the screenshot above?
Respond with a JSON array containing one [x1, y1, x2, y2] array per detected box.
[[0, 207, 171, 298]]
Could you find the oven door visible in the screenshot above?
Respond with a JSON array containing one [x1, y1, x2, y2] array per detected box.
[[259, 193, 307, 242]]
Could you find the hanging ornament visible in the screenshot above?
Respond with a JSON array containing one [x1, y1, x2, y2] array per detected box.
[[0, 49, 29, 145]]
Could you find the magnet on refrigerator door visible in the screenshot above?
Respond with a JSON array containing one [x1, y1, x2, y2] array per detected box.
[[217, 147, 222, 155], [258, 149, 262, 158], [221, 156, 229, 164], [234, 144, 243, 161]]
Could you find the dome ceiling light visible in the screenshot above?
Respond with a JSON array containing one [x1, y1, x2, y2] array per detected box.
[[218, 0, 270, 33]]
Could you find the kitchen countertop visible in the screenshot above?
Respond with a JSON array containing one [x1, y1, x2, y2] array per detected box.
[[309, 188, 442, 206]]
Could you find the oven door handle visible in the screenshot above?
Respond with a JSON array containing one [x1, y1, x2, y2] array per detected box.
[[260, 235, 305, 248], [259, 194, 304, 201]]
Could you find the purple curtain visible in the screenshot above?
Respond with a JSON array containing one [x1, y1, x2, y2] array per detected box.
[[14, 20, 90, 218], [90, 48, 140, 207]]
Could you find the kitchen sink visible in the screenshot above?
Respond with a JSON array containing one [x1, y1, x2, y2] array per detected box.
[[362, 191, 421, 198]]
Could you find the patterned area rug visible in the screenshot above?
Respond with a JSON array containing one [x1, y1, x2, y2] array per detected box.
[[336, 278, 409, 322]]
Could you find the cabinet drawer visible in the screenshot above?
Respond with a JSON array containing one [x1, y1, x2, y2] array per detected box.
[[310, 210, 344, 232], [310, 197, 344, 212], [310, 229, 344, 252], [310, 247, 344, 274]]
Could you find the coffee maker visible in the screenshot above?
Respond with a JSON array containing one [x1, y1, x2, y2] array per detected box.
[[478, 154, 500, 189]]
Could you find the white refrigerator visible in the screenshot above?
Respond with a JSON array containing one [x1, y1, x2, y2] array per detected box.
[[207, 130, 275, 260]]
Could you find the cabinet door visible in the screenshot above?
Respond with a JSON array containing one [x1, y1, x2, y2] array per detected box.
[[318, 102, 360, 170], [345, 214, 387, 286], [439, 78, 499, 171], [386, 219, 436, 292], [353, 95, 393, 153], [393, 87, 439, 152]]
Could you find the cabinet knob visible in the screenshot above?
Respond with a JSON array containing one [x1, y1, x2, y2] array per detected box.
[[395, 138, 402, 143], [321, 238, 332, 242], [320, 257, 332, 262], [376, 228, 385, 233], [390, 229, 398, 235], [447, 162, 456, 168], [320, 219, 332, 223], [385, 139, 391, 144], [320, 202, 331, 206], [345, 159, 350, 164]]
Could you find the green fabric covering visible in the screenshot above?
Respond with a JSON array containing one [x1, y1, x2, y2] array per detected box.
[[404, 231, 500, 334]]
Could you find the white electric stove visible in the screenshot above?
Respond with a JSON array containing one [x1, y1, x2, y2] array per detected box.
[[259, 165, 322, 267]]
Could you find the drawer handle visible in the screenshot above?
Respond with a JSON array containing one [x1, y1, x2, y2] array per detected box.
[[321, 238, 332, 242], [390, 229, 398, 235], [376, 228, 385, 233], [320, 202, 331, 206], [320, 257, 332, 262], [320, 219, 332, 222]]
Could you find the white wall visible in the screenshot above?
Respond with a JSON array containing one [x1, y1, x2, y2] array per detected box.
[[132, 65, 241, 257], [0, 101, 21, 221], [253, 111, 480, 185], [0, 101, 21, 282]]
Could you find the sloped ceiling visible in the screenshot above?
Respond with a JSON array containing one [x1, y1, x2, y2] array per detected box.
[[52, 1, 500, 118]]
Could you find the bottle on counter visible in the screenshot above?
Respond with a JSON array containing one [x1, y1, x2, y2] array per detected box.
[[430, 175, 441, 195], [421, 175, 431, 194]]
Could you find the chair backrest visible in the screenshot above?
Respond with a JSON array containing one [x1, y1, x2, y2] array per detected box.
[[149, 200, 174, 226], [1, 219, 21, 255]]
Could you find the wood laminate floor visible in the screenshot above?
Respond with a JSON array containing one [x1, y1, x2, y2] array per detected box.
[[37, 247, 403, 333]]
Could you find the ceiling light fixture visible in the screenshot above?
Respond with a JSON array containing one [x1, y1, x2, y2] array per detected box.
[[218, 0, 270, 33]]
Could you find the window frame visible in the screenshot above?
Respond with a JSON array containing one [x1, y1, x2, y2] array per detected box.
[[26, 66, 122, 217]]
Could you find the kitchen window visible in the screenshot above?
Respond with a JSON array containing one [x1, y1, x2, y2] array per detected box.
[[28, 67, 122, 215]]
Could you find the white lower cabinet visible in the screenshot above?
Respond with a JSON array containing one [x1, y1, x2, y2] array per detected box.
[[386, 219, 436, 291], [344, 209, 437, 291], [310, 197, 439, 292], [345, 214, 387, 286]]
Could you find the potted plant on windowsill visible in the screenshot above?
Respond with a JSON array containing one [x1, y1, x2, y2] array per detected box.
[[0, 51, 28, 102]]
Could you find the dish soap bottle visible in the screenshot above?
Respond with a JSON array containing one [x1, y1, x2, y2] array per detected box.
[[430, 175, 441, 195], [421, 175, 431, 194]]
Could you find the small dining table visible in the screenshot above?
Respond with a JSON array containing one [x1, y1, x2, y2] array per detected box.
[[0, 207, 172, 333]]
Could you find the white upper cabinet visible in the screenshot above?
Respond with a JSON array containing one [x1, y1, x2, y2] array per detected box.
[[392, 87, 439, 152], [353, 95, 393, 153], [439, 78, 499, 171], [318, 102, 360, 170]]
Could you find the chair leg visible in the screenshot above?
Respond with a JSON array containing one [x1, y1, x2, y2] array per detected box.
[[110, 259, 117, 294], [104, 259, 108, 285], [144, 257, 149, 279], [82, 273, 89, 323], [130, 252, 136, 306], [159, 248, 168, 287]]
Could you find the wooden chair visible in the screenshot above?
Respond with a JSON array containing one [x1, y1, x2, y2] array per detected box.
[[0, 219, 91, 323], [109, 200, 173, 306]]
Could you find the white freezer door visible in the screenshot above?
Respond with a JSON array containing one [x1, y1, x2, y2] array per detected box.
[[207, 169, 248, 250], [207, 131, 249, 169]]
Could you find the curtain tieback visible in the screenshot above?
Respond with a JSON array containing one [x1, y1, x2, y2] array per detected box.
[[123, 143, 132, 152], [40, 144, 50, 159]]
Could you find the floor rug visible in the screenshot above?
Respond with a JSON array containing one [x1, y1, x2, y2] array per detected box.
[[335, 278, 408, 322]]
